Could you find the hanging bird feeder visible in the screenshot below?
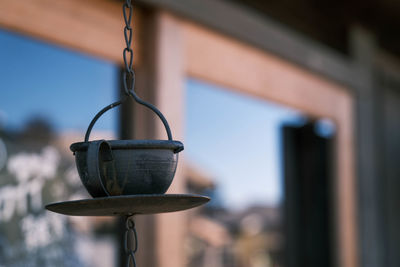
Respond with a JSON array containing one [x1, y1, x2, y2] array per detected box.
[[45, 1, 209, 265]]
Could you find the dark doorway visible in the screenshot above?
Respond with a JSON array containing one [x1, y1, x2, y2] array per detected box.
[[283, 122, 335, 267]]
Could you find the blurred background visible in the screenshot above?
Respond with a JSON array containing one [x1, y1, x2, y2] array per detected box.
[[0, 0, 399, 267]]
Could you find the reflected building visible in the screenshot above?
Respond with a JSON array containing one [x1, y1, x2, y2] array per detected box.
[[184, 162, 285, 267]]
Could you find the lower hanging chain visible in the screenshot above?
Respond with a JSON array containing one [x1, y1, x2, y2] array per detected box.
[[125, 215, 138, 267]]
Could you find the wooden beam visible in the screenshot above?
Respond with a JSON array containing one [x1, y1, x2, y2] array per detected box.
[[335, 97, 358, 267], [153, 12, 186, 267], [137, 0, 355, 87], [182, 20, 357, 267], [183, 21, 351, 119], [0, 0, 142, 64]]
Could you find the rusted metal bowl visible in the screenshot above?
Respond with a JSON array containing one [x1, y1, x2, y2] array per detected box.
[[70, 140, 183, 198]]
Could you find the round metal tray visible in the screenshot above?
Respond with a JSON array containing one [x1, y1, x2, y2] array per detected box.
[[45, 194, 209, 216]]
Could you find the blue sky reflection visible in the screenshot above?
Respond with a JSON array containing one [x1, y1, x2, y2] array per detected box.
[[0, 29, 117, 133], [185, 79, 305, 210]]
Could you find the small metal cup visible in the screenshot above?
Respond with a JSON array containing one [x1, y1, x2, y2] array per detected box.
[[71, 140, 183, 197]]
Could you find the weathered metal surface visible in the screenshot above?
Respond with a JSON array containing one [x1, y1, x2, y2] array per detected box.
[[71, 140, 183, 197], [70, 140, 183, 152], [45, 194, 210, 216]]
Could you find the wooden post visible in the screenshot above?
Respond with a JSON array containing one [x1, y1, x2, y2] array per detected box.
[[132, 10, 187, 267], [152, 12, 186, 267], [350, 26, 384, 267]]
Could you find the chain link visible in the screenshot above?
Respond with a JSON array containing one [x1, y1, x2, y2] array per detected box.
[[122, 1, 137, 251], [122, 0, 135, 95], [125, 216, 138, 267], [117, 0, 173, 140]]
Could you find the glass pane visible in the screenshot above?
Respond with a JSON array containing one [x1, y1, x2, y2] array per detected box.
[[184, 79, 305, 267], [0, 30, 118, 267]]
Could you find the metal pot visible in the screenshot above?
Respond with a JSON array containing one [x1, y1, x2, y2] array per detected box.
[[71, 90, 183, 198], [70, 140, 183, 197]]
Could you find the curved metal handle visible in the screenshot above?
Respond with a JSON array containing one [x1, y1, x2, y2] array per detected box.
[[84, 87, 173, 142], [85, 99, 125, 142]]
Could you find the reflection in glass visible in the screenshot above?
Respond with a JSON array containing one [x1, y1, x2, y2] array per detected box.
[[184, 79, 305, 267], [0, 30, 118, 266]]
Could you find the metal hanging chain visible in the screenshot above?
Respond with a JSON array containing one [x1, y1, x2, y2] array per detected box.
[[125, 215, 138, 267], [123, 0, 135, 96], [122, 6, 139, 265], [119, 0, 173, 140]]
